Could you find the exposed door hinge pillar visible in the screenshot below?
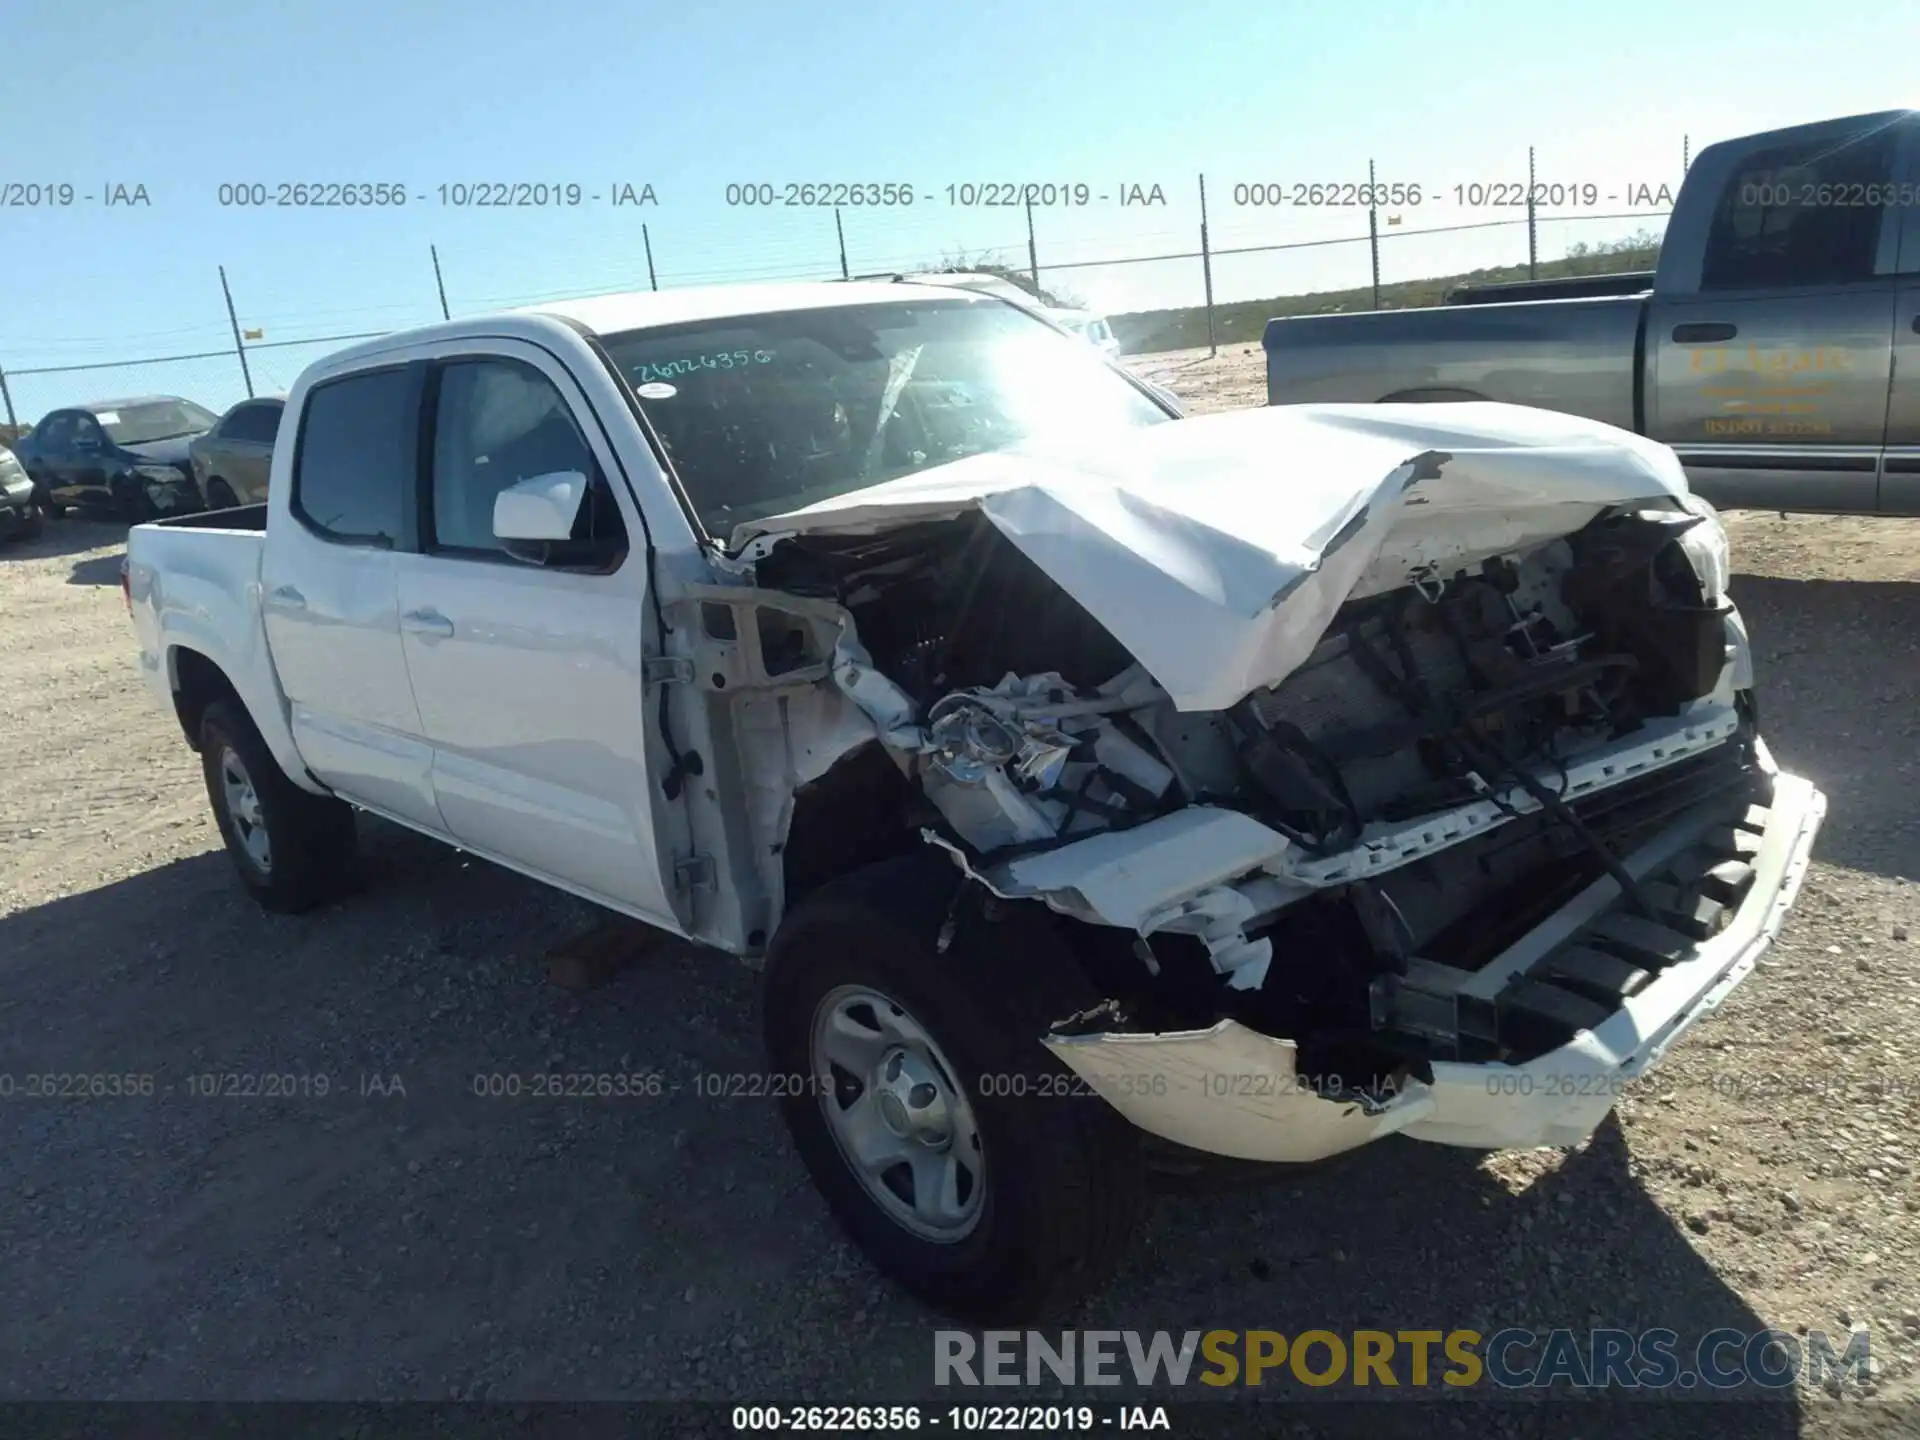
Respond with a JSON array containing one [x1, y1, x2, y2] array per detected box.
[[674, 853, 716, 892], [644, 656, 695, 686]]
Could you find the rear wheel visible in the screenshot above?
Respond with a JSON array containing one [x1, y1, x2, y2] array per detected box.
[[206, 478, 238, 510], [199, 699, 357, 913], [763, 853, 1144, 1320]]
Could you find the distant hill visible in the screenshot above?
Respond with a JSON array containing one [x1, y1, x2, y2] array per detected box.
[[1110, 232, 1661, 355]]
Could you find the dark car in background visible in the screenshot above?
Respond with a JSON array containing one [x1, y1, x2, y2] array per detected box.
[[17, 396, 217, 520], [187, 396, 283, 508], [0, 441, 45, 543]]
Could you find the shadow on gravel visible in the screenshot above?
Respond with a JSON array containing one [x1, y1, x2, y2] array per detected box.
[[0, 821, 1803, 1422], [1080, 1122, 1804, 1425], [0, 515, 127, 564], [67, 551, 128, 586], [1731, 573, 1920, 883]]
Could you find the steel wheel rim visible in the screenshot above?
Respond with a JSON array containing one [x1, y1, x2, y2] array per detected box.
[[219, 746, 271, 873], [811, 984, 986, 1242]]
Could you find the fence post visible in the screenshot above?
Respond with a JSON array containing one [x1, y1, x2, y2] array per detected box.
[[1025, 198, 1040, 295], [219, 265, 254, 399], [835, 208, 850, 280], [431, 244, 451, 321], [1198, 174, 1217, 357], [0, 366, 15, 431], [1683, 134, 1690, 173], [1368, 158, 1381, 309], [1526, 146, 1538, 280], [643, 223, 659, 291]]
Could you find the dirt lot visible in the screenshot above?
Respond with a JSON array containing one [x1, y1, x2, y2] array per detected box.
[[2, 348, 1917, 1429]]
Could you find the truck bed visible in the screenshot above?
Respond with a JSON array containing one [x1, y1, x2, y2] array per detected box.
[[125, 515, 273, 760], [147, 502, 268, 532], [1262, 292, 1645, 433], [1443, 270, 1654, 305]]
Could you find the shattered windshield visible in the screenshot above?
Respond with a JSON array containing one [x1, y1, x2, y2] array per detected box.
[[599, 297, 1169, 536]]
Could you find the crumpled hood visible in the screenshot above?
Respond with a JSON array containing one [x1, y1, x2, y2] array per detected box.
[[737, 402, 1695, 712], [122, 435, 198, 468]]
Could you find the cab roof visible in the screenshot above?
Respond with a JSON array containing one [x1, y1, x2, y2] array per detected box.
[[302, 279, 992, 378], [513, 279, 957, 336], [74, 395, 194, 413]]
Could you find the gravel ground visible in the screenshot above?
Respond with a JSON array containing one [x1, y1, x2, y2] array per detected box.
[[1, 349, 1916, 1431]]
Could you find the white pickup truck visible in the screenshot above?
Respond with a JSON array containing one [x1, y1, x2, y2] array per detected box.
[[126, 279, 1825, 1320]]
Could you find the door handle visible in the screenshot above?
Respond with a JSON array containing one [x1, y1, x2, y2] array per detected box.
[[401, 609, 455, 639], [1672, 322, 1737, 344], [266, 585, 306, 610]]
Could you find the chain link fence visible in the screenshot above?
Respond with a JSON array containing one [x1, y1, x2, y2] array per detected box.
[[0, 155, 1686, 437]]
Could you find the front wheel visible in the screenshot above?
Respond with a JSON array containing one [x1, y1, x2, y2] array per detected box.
[[31, 482, 64, 518], [200, 699, 357, 913], [763, 853, 1144, 1321]]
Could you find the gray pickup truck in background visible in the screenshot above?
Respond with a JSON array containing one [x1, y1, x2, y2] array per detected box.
[[1264, 110, 1920, 515]]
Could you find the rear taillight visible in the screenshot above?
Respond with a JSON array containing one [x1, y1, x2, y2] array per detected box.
[[120, 558, 132, 615]]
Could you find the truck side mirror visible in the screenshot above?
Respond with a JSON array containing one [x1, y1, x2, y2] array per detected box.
[[492, 469, 622, 570], [493, 470, 586, 564]]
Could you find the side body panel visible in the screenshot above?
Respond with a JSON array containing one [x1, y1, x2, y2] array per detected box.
[[1262, 295, 1644, 430]]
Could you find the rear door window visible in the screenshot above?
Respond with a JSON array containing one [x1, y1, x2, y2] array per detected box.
[[229, 403, 282, 444], [35, 415, 76, 452], [291, 369, 416, 548], [1700, 125, 1899, 290]]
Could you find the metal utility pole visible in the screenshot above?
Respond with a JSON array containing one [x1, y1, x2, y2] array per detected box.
[[835, 208, 849, 280], [1025, 198, 1040, 294], [1198, 173, 1217, 357], [1526, 146, 1538, 280], [643, 224, 658, 290], [219, 266, 254, 399], [1683, 134, 1691, 173], [1368, 158, 1382, 309], [431, 245, 451, 320]]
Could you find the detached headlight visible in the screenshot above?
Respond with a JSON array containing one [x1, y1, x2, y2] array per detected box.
[[1675, 492, 1730, 605]]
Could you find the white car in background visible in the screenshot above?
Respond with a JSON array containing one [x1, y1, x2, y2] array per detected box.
[[893, 272, 1123, 358]]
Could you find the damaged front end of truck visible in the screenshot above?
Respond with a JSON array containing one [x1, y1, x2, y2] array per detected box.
[[690, 403, 1824, 1164]]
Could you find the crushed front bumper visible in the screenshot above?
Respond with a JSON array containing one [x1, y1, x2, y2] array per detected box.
[[1042, 760, 1825, 1163]]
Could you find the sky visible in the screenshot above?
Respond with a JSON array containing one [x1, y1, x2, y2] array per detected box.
[[1, 0, 1913, 417]]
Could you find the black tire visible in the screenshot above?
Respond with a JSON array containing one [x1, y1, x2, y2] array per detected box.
[[31, 482, 64, 518], [199, 699, 357, 913], [763, 852, 1144, 1321], [206, 478, 238, 510]]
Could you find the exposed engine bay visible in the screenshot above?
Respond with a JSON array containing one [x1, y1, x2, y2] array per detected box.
[[748, 495, 1759, 1089]]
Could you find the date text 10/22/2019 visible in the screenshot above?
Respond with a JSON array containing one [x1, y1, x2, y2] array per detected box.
[[723, 182, 1169, 208]]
